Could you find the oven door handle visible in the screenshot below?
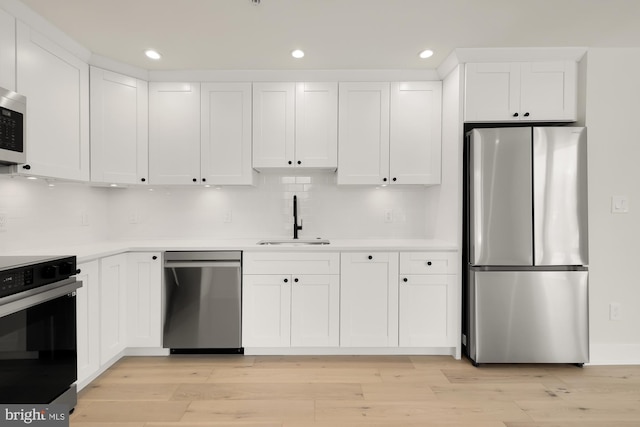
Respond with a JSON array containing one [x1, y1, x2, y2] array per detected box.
[[0, 278, 82, 318]]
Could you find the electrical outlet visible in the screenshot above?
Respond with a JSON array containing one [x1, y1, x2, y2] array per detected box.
[[80, 211, 89, 226], [610, 303, 622, 321], [384, 209, 393, 223], [224, 210, 233, 223], [129, 212, 140, 224], [0, 212, 7, 232], [612, 196, 630, 213]]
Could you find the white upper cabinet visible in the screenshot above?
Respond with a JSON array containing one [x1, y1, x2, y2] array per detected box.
[[16, 22, 89, 181], [201, 82, 255, 185], [390, 82, 442, 185], [295, 82, 338, 168], [338, 82, 390, 185], [90, 67, 148, 185], [464, 61, 577, 122], [148, 82, 201, 185], [338, 82, 442, 185], [252, 82, 337, 169], [0, 9, 16, 91]]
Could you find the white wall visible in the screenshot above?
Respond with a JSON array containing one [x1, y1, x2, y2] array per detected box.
[[106, 171, 432, 241], [585, 48, 640, 364], [0, 177, 109, 253]]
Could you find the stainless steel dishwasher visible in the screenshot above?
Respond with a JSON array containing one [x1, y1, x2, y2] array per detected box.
[[163, 251, 242, 353]]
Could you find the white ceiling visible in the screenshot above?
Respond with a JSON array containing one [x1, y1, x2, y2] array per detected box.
[[17, 0, 640, 71]]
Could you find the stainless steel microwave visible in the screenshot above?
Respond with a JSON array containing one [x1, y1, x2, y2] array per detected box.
[[0, 86, 26, 165]]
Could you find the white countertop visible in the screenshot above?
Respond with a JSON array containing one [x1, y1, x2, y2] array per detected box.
[[1, 238, 458, 263]]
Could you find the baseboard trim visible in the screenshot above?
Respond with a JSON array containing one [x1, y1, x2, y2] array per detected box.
[[588, 343, 640, 365]]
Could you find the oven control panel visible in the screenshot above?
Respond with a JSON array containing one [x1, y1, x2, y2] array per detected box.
[[0, 256, 76, 299]]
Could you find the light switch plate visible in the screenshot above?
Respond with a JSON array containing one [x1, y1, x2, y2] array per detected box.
[[611, 196, 630, 213]]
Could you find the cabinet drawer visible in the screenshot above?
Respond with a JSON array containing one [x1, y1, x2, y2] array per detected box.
[[399, 252, 458, 275], [342, 252, 397, 264], [244, 252, 339, 275]]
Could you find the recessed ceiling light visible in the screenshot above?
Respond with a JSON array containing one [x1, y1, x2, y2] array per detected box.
[[291, 49, 305, 59], [419, 49, 434, 59], [144, 49, 162, 60]]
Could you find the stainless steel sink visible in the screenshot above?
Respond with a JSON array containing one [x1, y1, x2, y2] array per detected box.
[[257, 239, 330, 246]]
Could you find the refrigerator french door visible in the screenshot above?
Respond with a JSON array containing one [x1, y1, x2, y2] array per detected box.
[[464, 126, 589, 365]]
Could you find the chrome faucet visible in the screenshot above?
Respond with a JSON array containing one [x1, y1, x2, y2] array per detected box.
[[293, 195, 303, 239]]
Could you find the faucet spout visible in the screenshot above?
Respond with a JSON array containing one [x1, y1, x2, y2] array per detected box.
[[293, 195, 303, 239]]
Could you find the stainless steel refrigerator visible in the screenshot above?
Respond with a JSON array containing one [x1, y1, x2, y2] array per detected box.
[[463, 126, 589, 365]]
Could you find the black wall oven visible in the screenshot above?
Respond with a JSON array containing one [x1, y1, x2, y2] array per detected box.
[[0, 256, 80, 407]]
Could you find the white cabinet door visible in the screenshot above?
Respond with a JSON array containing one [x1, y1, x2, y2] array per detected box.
[[338, 82, 390, 185], [76, 260, 100, 386], [126, 252, 162, 348], [390, 82, 442, 185], [520, 61, 577, 121], [295, 82, 338, 168], [149, 82, 201, 184], [399, 274, 456, 347], [465, 61, 578, 122], [99, 254, 127, 364], [291, 275, 340, 347], [252, 82, 295, 168], [464, 62, 520, 122], [90, 67, 148, 185], [0, 9, 16, 91], [201, 82, 254, 185], [340, 252, 399, 347], [16, 22, 89, 181], [242, 274, 291, 347]]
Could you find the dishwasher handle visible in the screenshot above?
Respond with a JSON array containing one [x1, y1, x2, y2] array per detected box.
[[164, 261, 241, 268]]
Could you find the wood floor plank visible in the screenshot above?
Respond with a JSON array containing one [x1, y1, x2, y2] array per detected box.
[[114, 355, 255, 369], [252, 355, 415, 369], [360, 381, 437, 401], [80, 383, 179, 401], [181, 400, 315, 423], [206, 367, 384, 384], [515, 399, 640, 423], [95, 367, 213, 384], [70, 401, 190, 423], [146, 423, 281, 427], [431, 383, 555, 402], [171, 382, 364, 401], [378, 367, 451, 384]]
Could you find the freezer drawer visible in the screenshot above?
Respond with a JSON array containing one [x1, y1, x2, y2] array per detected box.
[[468, 269, 589, 364]]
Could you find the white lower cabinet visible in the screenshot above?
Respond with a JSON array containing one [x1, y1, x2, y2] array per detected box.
[[242, 252, 340, 348], [99, 253, 127, 365], [340, 252, 399, 347], [126, 252, 162, 348], [398, 252, 458, 348], [75, 260, 100, 386]]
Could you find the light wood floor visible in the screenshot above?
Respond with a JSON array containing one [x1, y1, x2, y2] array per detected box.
[[70, 355, 640, 426]]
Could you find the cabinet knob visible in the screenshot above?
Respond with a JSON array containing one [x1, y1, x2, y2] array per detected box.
[[513, 112, 519, 117], [297, 160, 302, 165], [75, 269, 82, 275], [427, 261, 432, 266], [22, 164, 31, 170], [288, 160, 293, 165], [283, 278, 288, 283], [192, 178, 197, 182], [382, 178, 388, 182], [368, 255, 373, 260], [152, 256, 158, 260], [141, 178, 146, 182], [524, 112, 530, 117], [202, 178, 206, 182], [294, 278, 299, 283], [403, 277, 408, 283], [392, 177, 397, 182]]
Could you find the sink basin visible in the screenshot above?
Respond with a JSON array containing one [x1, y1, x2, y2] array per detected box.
[[257, 239, 330, 246]]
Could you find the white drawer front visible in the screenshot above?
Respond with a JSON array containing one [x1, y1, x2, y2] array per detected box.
[[244, 252, 340, 275], [399, 252, 458, 275]]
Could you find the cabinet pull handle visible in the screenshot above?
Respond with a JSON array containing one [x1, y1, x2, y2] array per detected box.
[[75, 269, 82, 275], [288, 160, 293, 165], [141, 178, 146, 182], [382, 177, 388, 182], [513, 112, 519, 117], [403, 277, 408, 283], [283, 278, 288, 283], [427, 261, 432, 266], [152, 256, 158, 260], [524, 112, 530, 117], [294, 278, 299, 283], [202, 178, 207, 182], [192, 178, 197, 182], [23, 164, 31, 170], [392, 177, 397, 182], [368, 255, 373, 260]]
